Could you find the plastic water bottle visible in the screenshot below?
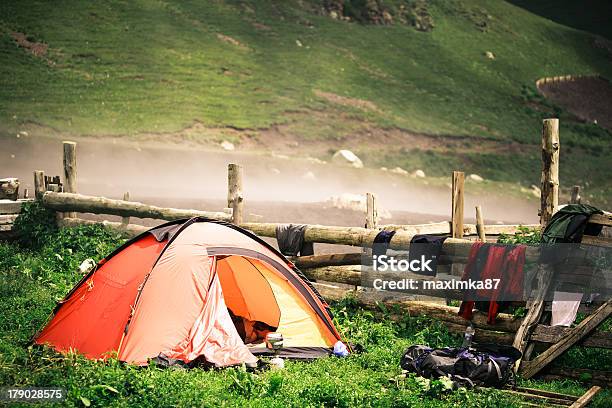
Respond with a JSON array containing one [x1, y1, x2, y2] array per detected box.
[[461, 323, 475, 348], [333, 341, 349, 357]]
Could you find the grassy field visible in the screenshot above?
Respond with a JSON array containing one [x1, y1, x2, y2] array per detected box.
[[1, 1, 611, 205], [1, 204, 610, 407]]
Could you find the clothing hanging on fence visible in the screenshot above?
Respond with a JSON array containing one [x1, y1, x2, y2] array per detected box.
[[551, 291, 583, 327], [458, 242, 526, 325], [408, 235, 448, 276], [275, 224, 314, 257], [372, 230, 396, 257], [541, 204, 602, 244]]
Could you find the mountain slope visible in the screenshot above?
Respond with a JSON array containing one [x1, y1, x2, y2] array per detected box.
[[0, 0, 610, 203]]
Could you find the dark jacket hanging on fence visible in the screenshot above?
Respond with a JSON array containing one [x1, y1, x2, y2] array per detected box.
[[275, 224, 314, 257], [458, 242, 526, 325], [408, 235, 448, 276], [372, 230, 396, 257], [541, 204, 602, 244]]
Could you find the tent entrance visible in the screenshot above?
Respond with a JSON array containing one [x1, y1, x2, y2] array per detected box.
[[216, 255, 281, 345]]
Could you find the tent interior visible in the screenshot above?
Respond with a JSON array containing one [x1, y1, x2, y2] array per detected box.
[[216, 255, 334, 350]]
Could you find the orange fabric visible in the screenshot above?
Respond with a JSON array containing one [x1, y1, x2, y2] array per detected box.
[[217, 256, 280, 328], [35, 235, 165, 359], [118, 231, 257, 366], [247, 258, 338, 347]]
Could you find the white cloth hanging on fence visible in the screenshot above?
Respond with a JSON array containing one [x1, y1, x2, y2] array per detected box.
[[551, 291, 583, 327]]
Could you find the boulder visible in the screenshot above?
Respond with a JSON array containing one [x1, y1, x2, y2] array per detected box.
[[469, 174, 484, 182], [390, 167, 409, 175], [485, 51, 495, 59], [220, 140, 235, 151], [302, 171, 316, 181], [413, 169, 426, 178], [332, 150, 363, 168]]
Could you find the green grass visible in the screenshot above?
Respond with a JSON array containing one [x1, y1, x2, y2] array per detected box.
[[1, 205, 611, 407], [0, 0, 609, 141], [0, 1, 610, 205]]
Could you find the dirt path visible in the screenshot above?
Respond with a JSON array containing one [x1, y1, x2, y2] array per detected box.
[[1, 134, 538, 226], [539, 76, 612, 131]]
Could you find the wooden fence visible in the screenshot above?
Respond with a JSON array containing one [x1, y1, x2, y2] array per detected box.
[[1, 120, 611, 385]]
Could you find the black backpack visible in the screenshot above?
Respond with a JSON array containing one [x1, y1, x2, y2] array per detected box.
[[400, 344, 522, 388]]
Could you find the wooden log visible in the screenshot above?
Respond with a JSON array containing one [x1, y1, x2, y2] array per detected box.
[[365, 193, 377, 229], [313, 284, 522, 332], [292, 252, 362, 269], [589, 212, 612, 227], [569, 386, 601, 408], [512, 387, 578, 402], [513, 264, 555, 368], [500, 389, 572, 406], [0, 214, 18, 225], [581, 235, 612, 248], [540, 118, 559, 226], [302, 265, 361, 285], [0, 199, 32, 214], [42, 192, 232, 222], [441, 321, 514, 344], [63, 141, 77, 218], [227, 164, 243, 225], [121, 192, 130, 226], [34, 170, 45, 199], [531, 324, 612, 349], [378, 221, 450, 234], [451, 171, 465, 238], [541, 367, 612, 388], [463, 224, 541, 236], [570, 185, 581, 204], [475, 205, 485, 241], [521, 300, 612, 379]]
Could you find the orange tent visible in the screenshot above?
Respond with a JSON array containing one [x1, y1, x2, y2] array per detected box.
[[35, 218, 344, 367]]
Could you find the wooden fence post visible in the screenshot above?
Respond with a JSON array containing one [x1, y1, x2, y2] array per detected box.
[[365, 193, 377, 230], [33, 170, 45, 200], [539, 119, 559, 226], [570, 185, 581, 204], [451, 171, 465, 238], [475, 205, 486, 242], [515, 118, 561, 372], [63, 141, 77, 218], [227, 164, 243, 225], [121, 192, 130, 226]]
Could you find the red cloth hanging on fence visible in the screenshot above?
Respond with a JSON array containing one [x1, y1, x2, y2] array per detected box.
[[458, 243, 526, 325]]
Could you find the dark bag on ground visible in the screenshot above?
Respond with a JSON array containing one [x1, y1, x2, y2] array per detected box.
[[400, 344, 521, 388]]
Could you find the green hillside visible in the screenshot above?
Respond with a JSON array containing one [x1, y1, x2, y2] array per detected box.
[[1, 0, 611, 203]]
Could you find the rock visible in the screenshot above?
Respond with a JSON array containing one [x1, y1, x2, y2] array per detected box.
[[306, 157, 326, 164], [302, 171, 316, 181], [413, 169, 426, 178], [530, 184, 541, 198], [390, 167, 409, 175], [469, 174, 484, 182], [380, 167, 388, 171], [485, 51, 495, 59], [221, 140, 235, 151], [329, 10, 339, 19], [296, 39, 303, 47], [332, 150, 363, 168]]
